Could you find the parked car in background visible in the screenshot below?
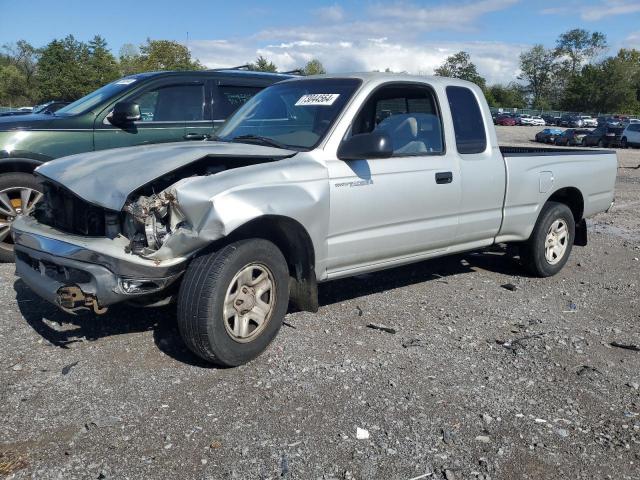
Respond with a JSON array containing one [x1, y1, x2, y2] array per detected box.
[[598, 115, 623, 127], [583, 125, 625, 147], [530, 116, 546, 126], [11, 73, 617, 366], [578, 116, 597, 127], [558, 114, 574, 127], [1, 101, 70, 117], [0, 68, 293, 262], [535, 128, 563, 143], [554, 129, 591, 146], [515, 114, 533, 125], [542, 114, 558, 126], [621, 122, 640, 148], [496, 114, 516, 126]]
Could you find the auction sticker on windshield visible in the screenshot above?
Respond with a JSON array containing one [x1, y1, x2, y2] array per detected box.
[[295, 94, 340, 106]]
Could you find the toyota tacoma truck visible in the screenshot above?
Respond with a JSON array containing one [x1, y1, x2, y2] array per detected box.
[[11, 73, 617, 367]]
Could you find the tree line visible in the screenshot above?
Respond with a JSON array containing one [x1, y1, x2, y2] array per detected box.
[[0, 35, 326, 107], [435, 28, 640, 114], [2, 29, 638, 114]]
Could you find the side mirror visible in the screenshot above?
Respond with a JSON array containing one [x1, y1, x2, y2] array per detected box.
[[110, 101, 141, 124], [337, 131, 393, 161]]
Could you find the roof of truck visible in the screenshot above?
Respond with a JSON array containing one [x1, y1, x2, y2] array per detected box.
[[280, 72, 481, 89]]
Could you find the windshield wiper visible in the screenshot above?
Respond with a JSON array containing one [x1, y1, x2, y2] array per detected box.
[[230, 134, 288, 150]]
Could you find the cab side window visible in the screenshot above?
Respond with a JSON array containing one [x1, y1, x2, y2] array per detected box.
[[445, 86, 487, 154], [352, 85, 444, 156], [133, 83, 205, 122]]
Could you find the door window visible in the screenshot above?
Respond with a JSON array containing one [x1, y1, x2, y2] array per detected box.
[[214, 85, 263, 119], [445, 86, 487, 154], [353, 84, 444, 156], [133, 83, 204, 122]]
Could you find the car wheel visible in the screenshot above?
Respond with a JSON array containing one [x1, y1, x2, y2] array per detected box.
[[597, 139, 605, 148], [0, 172, 43, 263], [520, 201, 575, 278], [177, 238, 290, 367], [621, 137, 628, 149], [581, 138, 587, 147]]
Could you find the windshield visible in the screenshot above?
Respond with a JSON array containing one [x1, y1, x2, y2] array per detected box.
[[216, 78, 361, 150], [55, 77, 140, 116]]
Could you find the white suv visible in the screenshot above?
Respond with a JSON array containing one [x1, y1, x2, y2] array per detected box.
[[622, 122, 640, 148]]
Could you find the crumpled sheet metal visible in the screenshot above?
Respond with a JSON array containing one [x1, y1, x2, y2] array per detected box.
[[142, 154, 330, 269]]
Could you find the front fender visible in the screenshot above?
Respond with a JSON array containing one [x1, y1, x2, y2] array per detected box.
[[143, 157, 330, 274]]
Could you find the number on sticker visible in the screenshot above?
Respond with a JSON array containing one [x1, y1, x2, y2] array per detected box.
[[295, 94, 340, 106]]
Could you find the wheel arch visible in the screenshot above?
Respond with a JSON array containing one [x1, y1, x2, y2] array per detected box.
[[545, 186, 586, 246], [0, 158, 44, 175], [220, 215, 319, 313]]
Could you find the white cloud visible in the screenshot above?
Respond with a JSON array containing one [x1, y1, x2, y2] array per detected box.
[[190, 37, 526, 85], [188, 0, 526, 84], [581, 0, 640, 21]]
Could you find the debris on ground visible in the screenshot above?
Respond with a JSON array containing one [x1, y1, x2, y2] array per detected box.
[[356, 306, 363, 317], [563, 302, 578, 313], [497, 333, 545, 353], [577, 365, 602, 377], [402, 338, 426, 348], [356, 427, 370, 440], [209, 440, 222, 449], [366, 323, 396, 334], [610, 341, 640, 352], [62, 361, 79, 375], [0, 450, 28, 476], [501, 283, 518, 291]]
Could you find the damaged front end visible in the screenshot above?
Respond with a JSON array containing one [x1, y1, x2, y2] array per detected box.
[[122, 189, 189, 258]]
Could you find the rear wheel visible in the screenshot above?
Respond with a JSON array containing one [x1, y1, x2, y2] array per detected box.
[[0, 173, 43, 263], [520, 201, 575, 278], [177, 239, 290, 367]]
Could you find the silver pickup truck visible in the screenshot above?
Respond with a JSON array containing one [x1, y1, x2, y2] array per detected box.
[[10, 73, 617, 366]]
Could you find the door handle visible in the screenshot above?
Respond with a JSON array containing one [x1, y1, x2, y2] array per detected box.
[[435, 171, 453, 184], [183, 133, 210, 140]]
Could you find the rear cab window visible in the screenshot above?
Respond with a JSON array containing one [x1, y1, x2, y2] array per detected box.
[[445, 86, 487, 154]]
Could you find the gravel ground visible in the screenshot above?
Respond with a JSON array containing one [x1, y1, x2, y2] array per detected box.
[[1, 127, 639, 480]]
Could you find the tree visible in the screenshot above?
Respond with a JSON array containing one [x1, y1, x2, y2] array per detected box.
[[35, 35, 90, 101], [518, 45, 557, 108], [302, 59, 326, 75], [562, 49, 640, 114], [0, 64, 30, 106], [434, 51, 486, 89], [487, 83, 527, 108], [555, 28, 607, 75], [87, 35, 120, 86], [248, 56, 277, 72], [119, 43, 142, 75], [136, 39, 202, 72]]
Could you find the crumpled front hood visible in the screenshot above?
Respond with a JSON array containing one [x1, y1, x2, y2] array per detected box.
[[35, 141, 295, 211]]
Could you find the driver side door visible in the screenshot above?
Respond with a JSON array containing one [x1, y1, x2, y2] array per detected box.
[[325, 83, 461, 276]]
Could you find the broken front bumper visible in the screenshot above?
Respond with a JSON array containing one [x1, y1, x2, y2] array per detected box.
[[11, 216, 187, 313]]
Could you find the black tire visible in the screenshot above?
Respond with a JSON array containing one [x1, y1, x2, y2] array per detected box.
[[621, 137, 628, 149], [581, 138, 587, 147], [597, 139, 605, 148], [519, 201, 575, 278], [177, 239, 290, 367], [0, 172, 42, 263]]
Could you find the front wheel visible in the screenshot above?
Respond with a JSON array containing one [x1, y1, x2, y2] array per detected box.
[[0, 172, 43, 263], [177, 239, 290, 367], [520, 201, 575, 277]]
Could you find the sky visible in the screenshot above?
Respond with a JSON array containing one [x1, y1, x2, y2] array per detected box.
[[1, 0, 639, 84]]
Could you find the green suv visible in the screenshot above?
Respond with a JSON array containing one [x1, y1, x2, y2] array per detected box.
[[0, 69, 292, 261]]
